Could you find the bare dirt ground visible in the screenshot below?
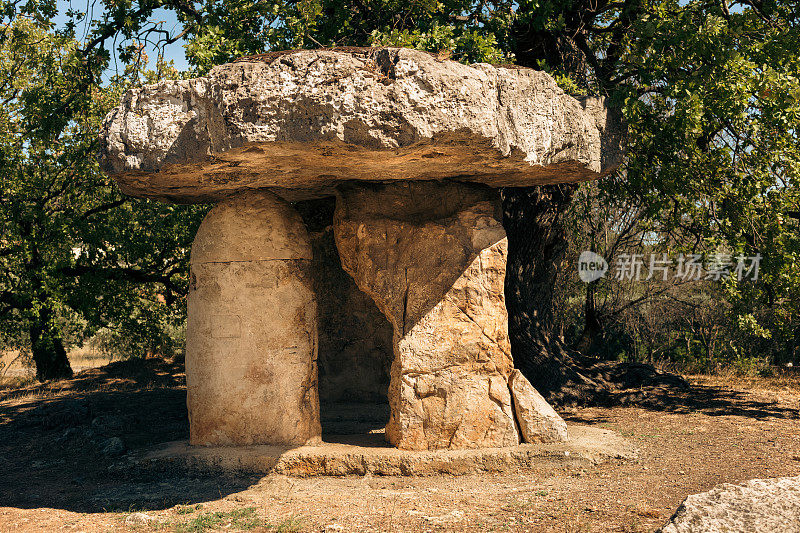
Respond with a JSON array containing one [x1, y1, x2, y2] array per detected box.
[[0, 359, 798, 532]]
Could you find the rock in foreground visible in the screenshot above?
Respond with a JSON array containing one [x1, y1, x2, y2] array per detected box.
[[509, 370, 569, 443], [659, 476, 800, 533]]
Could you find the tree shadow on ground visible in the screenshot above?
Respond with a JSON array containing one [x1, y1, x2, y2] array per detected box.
[[1, 357, 797, 513], [627, 381, 800, 420], [0, 358, 256, 513], [561, 360, 799, 423]]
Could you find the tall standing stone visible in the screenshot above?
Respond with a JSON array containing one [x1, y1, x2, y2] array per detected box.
[[186, 191, 321, 446], [334, 182, 519, 450]]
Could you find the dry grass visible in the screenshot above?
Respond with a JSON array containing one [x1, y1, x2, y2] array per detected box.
[[687, 371, 800, 396], [1, 348, 113, 388]]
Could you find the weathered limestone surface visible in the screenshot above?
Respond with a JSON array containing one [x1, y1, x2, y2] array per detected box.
[[578, 96, 625, 172], [509, 370, 569, 443], [139, 425, 637, 477], [100, 48, 623, 203], [186, 191, 321, 446], [334, 182, 519, 450], [658, 476, 800, 533]]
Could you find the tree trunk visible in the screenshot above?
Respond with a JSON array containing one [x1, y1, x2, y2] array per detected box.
[[502, 186, 689, 406], [29, 311, 72, 382], [503, 9, 688, 406], [575, 280, 603, 354], [501, 184, 607, 404], [504, 7, 604, 403]]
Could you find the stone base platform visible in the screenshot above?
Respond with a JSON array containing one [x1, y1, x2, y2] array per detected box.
[[132, 425, 636, 477]]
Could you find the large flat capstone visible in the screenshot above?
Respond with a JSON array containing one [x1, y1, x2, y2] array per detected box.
[[100, 47, 622, 203]]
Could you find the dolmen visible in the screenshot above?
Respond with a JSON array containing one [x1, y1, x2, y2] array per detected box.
[[100, 47, 622, 450]]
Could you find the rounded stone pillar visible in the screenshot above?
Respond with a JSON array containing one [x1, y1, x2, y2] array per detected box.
[[186, 191, 320, 446]]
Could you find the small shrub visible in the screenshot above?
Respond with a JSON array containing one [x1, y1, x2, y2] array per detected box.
[[174, 503, 203, 515], [173, 508, 304, 533], [176, 507, 263, 532]]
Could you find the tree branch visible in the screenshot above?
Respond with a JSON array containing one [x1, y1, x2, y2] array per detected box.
[[80, 199, 129, 220]]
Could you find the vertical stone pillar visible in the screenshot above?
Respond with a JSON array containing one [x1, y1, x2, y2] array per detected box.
[[186, 191, 321, 446], [333, 182, 520, 450]]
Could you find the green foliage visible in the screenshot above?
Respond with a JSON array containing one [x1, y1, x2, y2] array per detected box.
[[1, 0, 797, 378], [0, 14, 207, 377], [604, 1, 800, 368], [501, 0, 800, 372], [369, 23, 508, 64], [180, 0, 513, 72], [183, 0, 298, 74]]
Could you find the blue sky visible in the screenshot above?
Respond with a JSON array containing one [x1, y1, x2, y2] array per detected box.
[[54, 0, 191, 75]]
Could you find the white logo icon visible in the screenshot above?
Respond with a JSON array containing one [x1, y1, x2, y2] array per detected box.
[[578, 251, 608, 283]]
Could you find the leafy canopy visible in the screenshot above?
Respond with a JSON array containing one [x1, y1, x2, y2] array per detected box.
[[0, 0, 797, 377]]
